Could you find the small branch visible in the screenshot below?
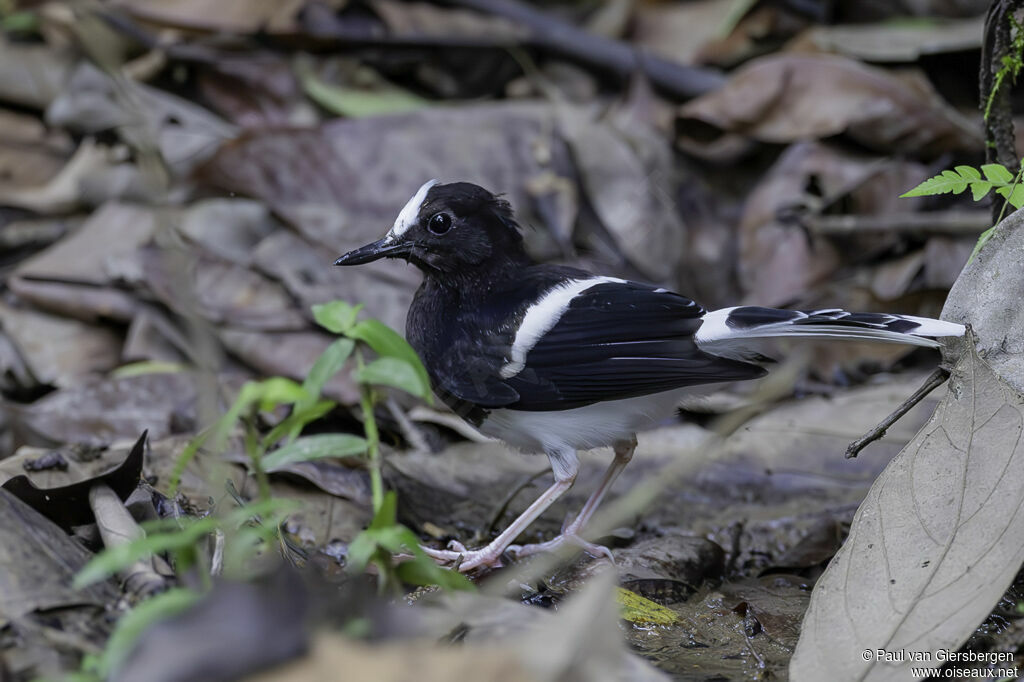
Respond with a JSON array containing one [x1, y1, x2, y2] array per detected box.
[[845, 367, 950, 459], [438, 0, 725, 99], [805, 211, 992, 237], [385, 397, 430, 453]]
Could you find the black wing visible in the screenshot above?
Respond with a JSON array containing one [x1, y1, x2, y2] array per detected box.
[[442, 279, 766, 412]]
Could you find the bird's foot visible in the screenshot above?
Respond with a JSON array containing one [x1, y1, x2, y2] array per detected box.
[[418, 541, 506, 573], [507, 533, 614, 563]]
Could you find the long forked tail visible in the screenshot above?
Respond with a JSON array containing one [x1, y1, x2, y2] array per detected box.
[[694, 306, 965, 362]]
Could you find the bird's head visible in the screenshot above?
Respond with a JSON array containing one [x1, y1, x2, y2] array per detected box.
[[334, 180, 528, 277]]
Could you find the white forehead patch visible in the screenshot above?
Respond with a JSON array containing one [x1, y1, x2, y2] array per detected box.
[[387, 179, 438, 241]]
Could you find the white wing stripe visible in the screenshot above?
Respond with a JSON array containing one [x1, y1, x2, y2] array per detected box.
[[500, 277, 623, 379]]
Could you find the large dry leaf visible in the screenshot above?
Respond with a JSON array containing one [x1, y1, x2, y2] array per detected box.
[[631, 0, 736, 66], [790, 338, 1024, 680], [0, 36, 74, 109], [14, 201, 159, 286], [0, 110, 71, 190], [737, 141, 929, 306], [790, 16, 983, 62], [0, 301, 121, 389], [942, 206, 1024, 394], [0, 489, 118, 622], [109, 0, 308, 34], [678, 54, 982, 158], [197, 102, 682, 282], [197, 102, 575, 254], [47, 64, 236, 177], [8, 373, 198, 448]]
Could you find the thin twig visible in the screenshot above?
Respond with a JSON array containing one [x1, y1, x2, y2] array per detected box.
[[439, 0, 724, 99], [483, 468, 551, 537], [845, 367, 950, 459], [805, 211, 992, 237], [210, 529, 225, 577], [385, 397, 431, 454]]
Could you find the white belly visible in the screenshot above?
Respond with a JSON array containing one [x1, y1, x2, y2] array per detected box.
[[478, 386, 699, 453]]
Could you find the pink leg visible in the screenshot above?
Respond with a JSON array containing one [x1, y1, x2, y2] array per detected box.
[[419, 447, 579, 572], [508, 436, 637, 561]]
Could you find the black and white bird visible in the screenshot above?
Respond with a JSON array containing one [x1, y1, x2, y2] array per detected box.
[[334, 180, 965, 572]]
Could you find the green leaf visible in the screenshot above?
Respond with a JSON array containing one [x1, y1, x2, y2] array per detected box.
[[76, 498, 298, 588], [303, 338, 354, 401], [97, 589, 200, 677], [981, 163, 1014, 184], [301, 71, 430, 119], [112, 361, 188, 378], [1009, 184, 1024, 208], [996, 183, 1024, 209], [262, 433, 368, 470], [312, 301, 364, 334], [396, 554, 475, 591], [970, 181, 994, 202], [369, 490, 399, 530], [900, 170, 969, 197], [74, 518, 219, 588], [2, 11, 39, 34], [354, 357, 429, 398], [954, 165, 981, 180], [262, 399, 336, 448], [345, 532, 380, 572], [347, 319, 432, 402], [257, 377, 309, 411]]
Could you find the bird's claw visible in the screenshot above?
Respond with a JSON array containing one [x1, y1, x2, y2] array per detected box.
[[418, 543, 505, 573], [507, 533, 614, 563]]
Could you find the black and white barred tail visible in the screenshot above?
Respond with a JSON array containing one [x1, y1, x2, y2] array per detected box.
[[694, 306, 965, 362]]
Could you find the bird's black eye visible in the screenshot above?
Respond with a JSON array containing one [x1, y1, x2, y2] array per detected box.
[[428, 212, 452, 235]]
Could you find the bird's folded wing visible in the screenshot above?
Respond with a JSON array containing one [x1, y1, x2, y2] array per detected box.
[[444, 280, 766, 411]]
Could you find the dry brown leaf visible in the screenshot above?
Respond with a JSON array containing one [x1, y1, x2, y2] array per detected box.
[[0, 301, 121, 389], [0, 36, 74, 109], [631, 0, 736, 66], [14, 201, 158, 285], [109, 0, 309, 34], [789, 16, 984, 62], [678, 54, 982, 158], [737, 142, 929, 305]]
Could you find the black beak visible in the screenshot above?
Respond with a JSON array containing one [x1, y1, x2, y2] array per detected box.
[[333, 238, 410, 266]]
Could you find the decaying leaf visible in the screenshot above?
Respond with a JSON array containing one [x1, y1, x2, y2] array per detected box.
[[790, 16, 984, 62], [0, 488, 118, 621], [9, 373, 198, 448], [197, 101, 680, 283], [0, 300, 121, 389], [942, 205, 1024, 394], [631, 0, 737, 66], [791, 337, 1024, 680], [0, 35, 74, 109], [678, 54, 982, 159], [737, 141, 929, 306], [109, 0, 308, 34]]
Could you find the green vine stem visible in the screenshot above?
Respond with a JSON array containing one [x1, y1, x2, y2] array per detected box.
[[356, 348, 384, 514]]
